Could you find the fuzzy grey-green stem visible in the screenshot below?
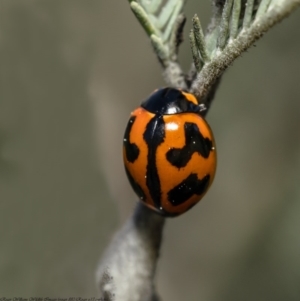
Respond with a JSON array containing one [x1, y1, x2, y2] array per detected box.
[[97, 203, 165, 301], [191, 0, 300, 99], [217, 0, 234, 50], [192, 14, 210, 63], [163, 61, 188, 89], [230, 0, 242, 39], [243, 0, 255, 28]]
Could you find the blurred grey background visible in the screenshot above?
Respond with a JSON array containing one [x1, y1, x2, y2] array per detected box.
[[0, 1, 300, 300]]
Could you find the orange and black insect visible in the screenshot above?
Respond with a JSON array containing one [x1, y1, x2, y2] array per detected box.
[[123, 87, 216, 217]]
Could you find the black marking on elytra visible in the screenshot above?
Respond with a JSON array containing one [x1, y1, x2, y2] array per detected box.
[[124, 166, 146, 202], [168, 174, 210, 206], [124, 116, 139, 163], [166, 122, 213, 168], [141, 88, 203, 115], [143, 115, 165, 209]]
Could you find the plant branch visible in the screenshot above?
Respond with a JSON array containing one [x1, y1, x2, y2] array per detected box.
[[96, 203, 165, 301], [129, 0, 187, 88], [191, 0, 300, 100]]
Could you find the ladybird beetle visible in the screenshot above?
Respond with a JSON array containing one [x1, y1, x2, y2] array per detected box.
[[123, 87, 216, 217]]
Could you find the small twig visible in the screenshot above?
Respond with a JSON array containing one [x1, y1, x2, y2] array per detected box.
[[97, 203, 165, 301], [129, 0, 187, 87], [163, 61, 188, 89], [191, 0, 300, 100]]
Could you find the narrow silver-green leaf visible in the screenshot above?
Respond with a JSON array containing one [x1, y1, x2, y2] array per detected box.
[[130, 2, 159, 37], [243, 0, 255, 28], [217, 0, 234, 50], [169, 14, 186, 58], [151, 0, 178, 30], [162, 0, 185, 42], [140, 0, 162, 14], [189, 30, 202, 72], [230, 0, 242, 39], [151, 34, 170, 67], [256, 0, 272, 19], [192, 14, 210, 63]]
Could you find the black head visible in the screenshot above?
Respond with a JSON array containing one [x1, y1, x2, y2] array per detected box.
[[141, 88, 205, 115]]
